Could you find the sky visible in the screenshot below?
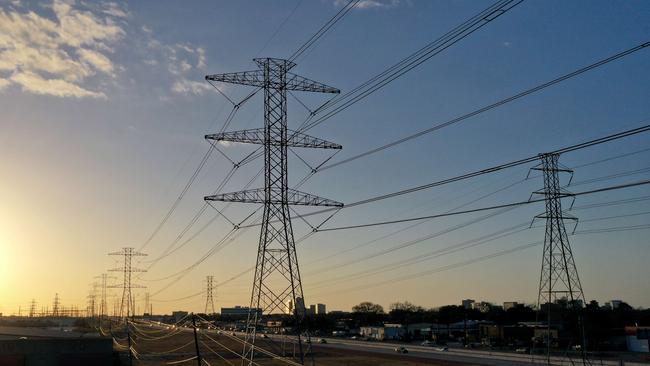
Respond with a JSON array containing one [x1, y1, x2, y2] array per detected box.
[[1, 0, 649, 316]]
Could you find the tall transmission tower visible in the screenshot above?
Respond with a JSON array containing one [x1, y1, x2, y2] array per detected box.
[[205, 58, 342, 365], [530, 153, 587, 364], [108, 248, 147, 320], [204, 275, 216, 315], [52, 293, 60, 317]]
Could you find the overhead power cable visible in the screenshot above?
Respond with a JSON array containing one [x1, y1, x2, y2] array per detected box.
[[317, 179, 650, 231], [316, 40, 650, 171], [288, 0, 360, 62], [302, 0, 524, 131]]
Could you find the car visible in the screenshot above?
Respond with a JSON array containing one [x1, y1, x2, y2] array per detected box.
[[515, 347, 529, 353], [317, 338, 327, 344], [261, 334, 269, 338], [231, 332, 237, 336], [394, 346, 408, 354], [421, 340, 433, 346], [350, 336, 358, 340], [434, 347, 448, 352]]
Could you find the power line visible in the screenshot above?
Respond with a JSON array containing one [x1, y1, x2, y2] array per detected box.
[[288, 0, 359, 62], [302, 0, 524, 131], [317, 40, 650, 171], [317, 179, 650, 231]]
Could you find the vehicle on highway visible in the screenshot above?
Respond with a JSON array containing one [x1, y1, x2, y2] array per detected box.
[[394, 346, 408, 354], [434, 347, 448, 352], [515, 347, 529, 353], [261, 334, 268, 338], [420, 340, 433, 346], [350, 336, 358, 340], [317, 338, 327, 344]]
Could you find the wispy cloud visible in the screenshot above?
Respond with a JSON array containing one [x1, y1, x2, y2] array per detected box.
[[0, 0, 126, 98], [334, 0, 401, 10], [143, 31, 211, 96]]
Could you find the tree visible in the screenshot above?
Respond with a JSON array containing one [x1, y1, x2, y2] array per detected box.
[[352, 302, 384, 314]]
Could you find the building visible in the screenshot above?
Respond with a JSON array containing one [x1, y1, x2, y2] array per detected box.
[[221, 306, 262, 317], [462, 299, 475, 310], [360, 326, 385, 340], [626, 326, 649, 353], [285, 297, 306, 315], [316, 303, 326, 314], [172, 311, 188, 323], [609, 300, 623, 309], [308, 304, 316, 315], [472, 301, 492, 313], [503, 302, 519, 311]]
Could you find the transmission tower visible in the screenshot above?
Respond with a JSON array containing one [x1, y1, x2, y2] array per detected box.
[[144, 292, 151, 316], [204, 58, 342, 365], [95, 274, 115, 318], [204, 275, 216, 315], [108, 247, 147, 320], [52, 293, 60, 317], [29, 299, 36, 318], [530, 152, 587, 364]]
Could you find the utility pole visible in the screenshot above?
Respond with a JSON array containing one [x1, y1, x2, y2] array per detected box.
[[192, 314, 203, 366], [204, 58, 342, 365], [108, 248, 147, 320], [530, 152, 588, 365], [204, 275, 215, 315]]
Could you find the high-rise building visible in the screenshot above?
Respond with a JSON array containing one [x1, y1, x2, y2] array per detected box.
[[316, 303, 326, 315], [462, 299, 475, 310]]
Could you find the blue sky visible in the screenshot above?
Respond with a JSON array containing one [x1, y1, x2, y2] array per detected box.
[[1, 0, 649, 314]]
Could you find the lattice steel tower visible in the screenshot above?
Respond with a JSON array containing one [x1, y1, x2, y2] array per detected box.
[[108, 248, 147, 320], [531, 153, 587, 364], [205, 275, 216, 315], [204, 58, 342, 365], [52, 293, 60, 317]]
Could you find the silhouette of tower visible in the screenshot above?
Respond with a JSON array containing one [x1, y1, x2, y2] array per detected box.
[[204, 275, 215, 315], [108, 248, 147, 319], [531, 152, 587, 364], [204, 58, 342, 365], [52, 293, 60, 317]]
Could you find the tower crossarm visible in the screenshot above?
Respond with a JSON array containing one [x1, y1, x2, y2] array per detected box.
[[206, 128, 341, 149], [205, 187, 343, 207], [206, 71, 339, 93]]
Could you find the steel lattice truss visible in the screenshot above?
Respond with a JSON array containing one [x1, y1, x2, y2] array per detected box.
[[206, 128, 341, 149], [206, 188, 343, 207], [531, 153, 588, 364], [108, 247, 147, 320], [531, 154, 584, 306], [205, 275, 216, 315], [206, 58, 339, 94], [204, 58, 341, 366]]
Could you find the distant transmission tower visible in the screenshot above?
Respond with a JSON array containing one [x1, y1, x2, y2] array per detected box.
[[205, 58, 342, 365], [29, 299, 37, 318], [95, 274, 115, 318], [108, 248, 147, 320], [144, 292, 150, 316], [204, 275, 215, 315], [52, 293, 60, 317], [530, 152, 587, 364]]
